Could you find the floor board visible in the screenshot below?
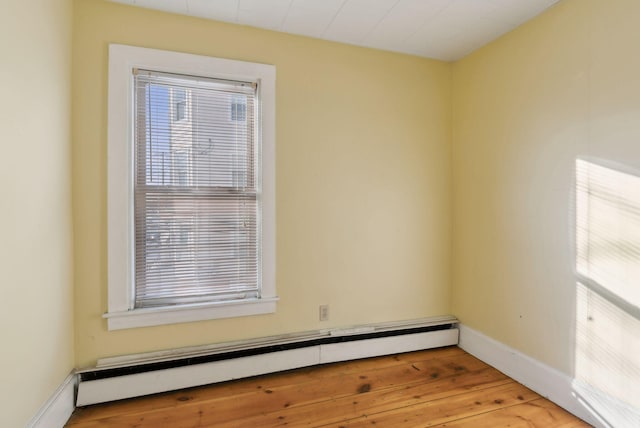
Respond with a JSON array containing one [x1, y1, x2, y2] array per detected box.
[[67, 346, 590, 427]]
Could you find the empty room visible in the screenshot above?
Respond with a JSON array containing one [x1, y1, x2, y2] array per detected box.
[[3, 0, 639, 426]]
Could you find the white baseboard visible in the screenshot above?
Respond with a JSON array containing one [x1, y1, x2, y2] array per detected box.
[[77, 326, 459, 406], [27, 372, 77, 428], [31, 321, 638, 427], [320, 329, 458, 364], [77, 346, 319, 406], [458, 324, 640, 428]]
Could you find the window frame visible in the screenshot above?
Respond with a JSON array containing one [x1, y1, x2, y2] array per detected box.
[[106, 44, 276, 330]]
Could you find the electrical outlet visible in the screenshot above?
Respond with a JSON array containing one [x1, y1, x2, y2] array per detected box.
[[319, 304, 329, 321]]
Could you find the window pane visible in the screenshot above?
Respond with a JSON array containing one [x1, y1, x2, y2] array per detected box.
[[134, 70, 259, 308]]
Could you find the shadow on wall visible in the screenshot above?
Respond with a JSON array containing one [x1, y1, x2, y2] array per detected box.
[[574, 158, 640, 427]]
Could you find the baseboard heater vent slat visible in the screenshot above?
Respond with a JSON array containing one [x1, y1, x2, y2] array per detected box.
[[76, 316, 458, 406]]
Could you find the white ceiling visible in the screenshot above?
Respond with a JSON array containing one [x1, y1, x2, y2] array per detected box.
[[109, 0, 560, 61]]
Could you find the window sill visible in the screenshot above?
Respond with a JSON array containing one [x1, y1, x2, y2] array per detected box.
[[103, 297, 278, 330]]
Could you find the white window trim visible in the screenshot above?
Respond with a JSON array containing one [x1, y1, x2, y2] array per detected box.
[[105, 44, 276, 330]]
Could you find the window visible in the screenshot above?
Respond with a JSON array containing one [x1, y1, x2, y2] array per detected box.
[[106, 45, 276, 330]]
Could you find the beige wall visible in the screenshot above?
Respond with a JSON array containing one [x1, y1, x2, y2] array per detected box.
[[0, 0, 74, 426], [72, 0, 452, 368], [452, 0, 640, 375]]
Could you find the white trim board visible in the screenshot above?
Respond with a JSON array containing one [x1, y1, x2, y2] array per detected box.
[[27, 372, 77, 428], [77, 327, 459, 406], [458, 324, 640, 428]]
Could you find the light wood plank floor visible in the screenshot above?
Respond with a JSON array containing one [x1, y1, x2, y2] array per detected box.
[[67, 346, 590, 427]]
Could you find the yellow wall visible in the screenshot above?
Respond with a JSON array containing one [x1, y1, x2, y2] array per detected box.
[[72, 0, 452, 367], [452, 0, 640, 374], [0, 0, 74, 426], [7, 0, 640, 421]]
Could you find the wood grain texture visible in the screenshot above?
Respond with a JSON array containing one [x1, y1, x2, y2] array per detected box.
[[67, 347, 590, 427]]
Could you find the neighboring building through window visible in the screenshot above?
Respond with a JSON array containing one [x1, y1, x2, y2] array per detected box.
[[174, 87, 187, 121], [231, 95, 247, 122], [106, 45, 276, 330]]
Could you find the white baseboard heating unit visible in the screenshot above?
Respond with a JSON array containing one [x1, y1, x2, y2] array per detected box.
[[76, 315, 459, 406]]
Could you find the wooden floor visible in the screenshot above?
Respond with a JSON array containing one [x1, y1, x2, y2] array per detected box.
[[67, 346, 590, 427]]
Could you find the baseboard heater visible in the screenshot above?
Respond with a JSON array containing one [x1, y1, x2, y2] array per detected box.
[[76, 315, 459, 406]]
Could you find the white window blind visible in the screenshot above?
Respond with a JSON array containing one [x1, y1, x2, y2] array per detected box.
[[133, 69, 260, 308]]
